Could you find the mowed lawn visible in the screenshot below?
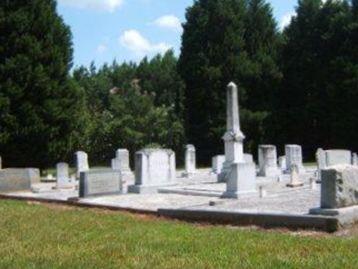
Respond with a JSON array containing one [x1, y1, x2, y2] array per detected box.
[[0, 200, 357, 269]]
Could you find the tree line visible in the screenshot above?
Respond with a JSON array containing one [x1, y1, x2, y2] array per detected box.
[[0, 0, 357, 168]]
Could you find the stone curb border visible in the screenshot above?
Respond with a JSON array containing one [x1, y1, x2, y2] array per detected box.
[[0, 194, 341, 233]]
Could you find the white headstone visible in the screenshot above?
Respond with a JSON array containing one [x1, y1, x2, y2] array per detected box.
[[56, 162, 73, 189], [352, 153, 358, 166], [278, 156, 286, 171], [285, 145, 305, 174], [184, 145, 196, 177], [244, 154, 254, 164], [325, 150, 352, 167], [129, 149, 176, 194], [114, 149, 131, 173], [75, 151, 89, 178], [212, 155, 225, 174], [258, 145, 280, 177], [218, 82, 245, 182]]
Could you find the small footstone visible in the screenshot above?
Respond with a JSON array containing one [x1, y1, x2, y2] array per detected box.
[[287, 165, 304, 188]]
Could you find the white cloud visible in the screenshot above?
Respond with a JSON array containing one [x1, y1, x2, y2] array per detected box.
[[58, 0, 123, 12], [279, 12, 296, 30], [153, 15, 182, 31], [119, 29, 171, 58], [96, 44, 108, 54]]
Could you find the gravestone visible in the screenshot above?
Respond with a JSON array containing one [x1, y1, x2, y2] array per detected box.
[[220, 82, 256, 198], [218, 82, 246, 182], [352, 153, 358, 166], [244, 154, 254, 164], [319, 165, 358, 208], [0, 168, 40, 192], [316, 148, 326, 182], [56, 162, 74, 189], [278, 156, 286, 171], [212, 155, 225, 174], [287, 165, 304, 188], [79, 170, 122, 198], [285, 145, 305, 174], [325, 150, 352, 167], [128, 149, 176, 194], [75, 151, 89, 178], [183, 145, 196, 177], [258, 145, 280, 177], [112, 149, 132, 174]]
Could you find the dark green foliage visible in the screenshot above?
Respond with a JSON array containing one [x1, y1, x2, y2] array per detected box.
[[0, 0, 88, 168], [179, 0, 281, 163], [72, 51, 185, 164], [272, 0, 358, 158]]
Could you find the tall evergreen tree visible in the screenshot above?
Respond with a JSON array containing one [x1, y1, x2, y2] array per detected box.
[[0, 0, 88, 167], [179, 0, 281, 163], [274, 0, 358, 157]]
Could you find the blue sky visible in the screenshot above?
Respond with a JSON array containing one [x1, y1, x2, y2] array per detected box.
[[57, 0, 298, 68]]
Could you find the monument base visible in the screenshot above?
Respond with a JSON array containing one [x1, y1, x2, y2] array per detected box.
[[128, 183, 177, 194], [286, 181, 304, 188], [221, 190, 257, 199], [309, 206, 358, 226]]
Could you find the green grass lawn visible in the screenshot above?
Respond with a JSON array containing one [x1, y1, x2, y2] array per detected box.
[[0, 200, 357, 269]]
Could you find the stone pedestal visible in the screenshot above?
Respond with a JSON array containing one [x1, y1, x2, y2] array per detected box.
[[285, 145, 305, 174], [129, 149, 176, 194], [222, 162, 256, 198], [183, 145, 196, 177], [75, 151, 89, 178], [258, 145, 280, 177]]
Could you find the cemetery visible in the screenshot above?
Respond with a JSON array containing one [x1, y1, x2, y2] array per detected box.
[[1, 82, 357, 233], [1, 0, 357, 267]]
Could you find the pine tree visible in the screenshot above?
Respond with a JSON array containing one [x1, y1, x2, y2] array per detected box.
[[179, 0, 281, 163], [0, 0, 88, 167]]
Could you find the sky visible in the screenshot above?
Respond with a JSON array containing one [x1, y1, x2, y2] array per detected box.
[[56, 0, 299, 69]]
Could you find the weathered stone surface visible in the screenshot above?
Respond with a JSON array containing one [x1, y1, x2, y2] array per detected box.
[[0, 168, 40, 192], [113, 149, 131, 173], [285, 145, 305, 174], [75, 151, 89, 178], [212, 155, 225, 174], [258, 145, 280, 177], [325, 150, 352, 167], [316, 148, 326, 170], [352, 153, 358, 166], [219, 82, 245, 182], [244, 154, 254, 164], [222, 162, 256, 199], [320, 165, 358, 209], [278, 156, 286, 171], [184, 145, 196, 176], [56, 163, 73, 189], [129, 149, 176, 194], [287, 165, 304, 188], [79, 170, 122, 198]]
